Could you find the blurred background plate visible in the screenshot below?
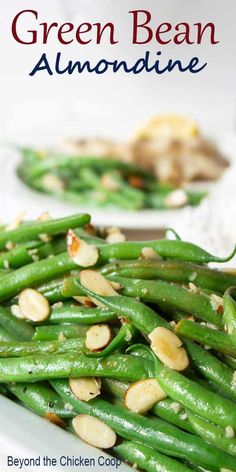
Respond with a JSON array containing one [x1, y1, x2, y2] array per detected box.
[[1, 131, 234, 231]]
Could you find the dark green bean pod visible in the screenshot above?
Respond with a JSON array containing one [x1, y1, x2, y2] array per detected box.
[[0, 305, 35, 341], [8, 382, 76, 418], [84, 323, 137, 358], [101, 259, 236, 293], [183, 340, 236, 401], [0, 252, 78, 302], [66, 278, 170, 334], [0, 213, 90, 250], [114, 440, 193, 472], [98, 239, 236, 264], [48, 303, 117, 325], [102, 378, 195, 434], [188, 411, 236, 457], [52, 379, 236, 471], [33, 324, 88, 341], [0, 326, 16, 342], [0, 353, 153, 383], [106, 276, 222, 327], [0, 337, 85, 357], [176, 319, 236, 357]]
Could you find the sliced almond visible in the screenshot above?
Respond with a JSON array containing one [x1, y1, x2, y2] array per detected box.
[[6, 211, 25, 231], [73, 296, 95, 307], [101, 174, 120, 191], [45, 412, 66, 429], [125, 379, 166, 414], [165, 189, 188, 208], [85, 324, 112, 351], [109, 281, 123, 291], [11, 304, 25, 320], [69, 377, 101, 402], [106, 227, 126, 243], [41, 173, 64, 193], [148, 327, 189, 372], [72, 415, 116, 449], [80, 270, 118, 307], [67, 230, 99, 268], [18, 289, 50, 322], [141, 247, 160, 260], [37, 211, 51, 222]]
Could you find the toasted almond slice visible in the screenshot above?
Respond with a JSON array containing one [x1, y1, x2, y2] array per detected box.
[[73, 296, 95, 307], [165, 189, 188, 208], [41, 173, 64, 193], [106, 227, 126, 243], [69, 377, 101, 402], [18, 289, 50, 322], [45, 412, 66, 429], [85, 324, 112, 351], [125, 379, 166, 414], [109, 281, 123, 291], [67, 230, 99, 268], [141, 247, 160, 259], [6, 211, 25, 231], [73, 414, 116, 448], [80, 270, 118, 307], [101, 174, 120, 191], [149, 327, 189, 371], [37, 211, 51, 222]]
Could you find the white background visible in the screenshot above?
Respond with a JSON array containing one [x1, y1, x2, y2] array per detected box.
[[1, 0, 236, 146]]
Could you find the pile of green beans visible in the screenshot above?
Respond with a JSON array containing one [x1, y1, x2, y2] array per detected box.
[[17, 147, 206, 210], [1, 212, 236, 471]]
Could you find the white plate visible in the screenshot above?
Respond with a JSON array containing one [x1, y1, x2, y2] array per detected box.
[[0, 395, 131, 472], [1, 133, 234, 229]]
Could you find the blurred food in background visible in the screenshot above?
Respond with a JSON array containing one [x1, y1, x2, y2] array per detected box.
[[17, 115, 228, 211], [17, 148, 206, 211], [63, 115, 229, 185]]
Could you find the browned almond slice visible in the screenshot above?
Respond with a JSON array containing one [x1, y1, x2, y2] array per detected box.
[[85, 324, 112, 351], [18, 289, 50, 322], [72, 415, 116, 448], [69, 377, 101, 401], [125, 379, 166, 414], [67, 230, 99, 268], [80, 270, 118, 307], [148, 327, 189, 372]]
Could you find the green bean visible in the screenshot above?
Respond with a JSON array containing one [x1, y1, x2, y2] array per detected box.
[[188, 411, 236, 457], [84, 323, 137, 358], [106, 276, 222, 327], [101, 259, 236, 293], [223, 287, 236, 342], [102, 378, 195, 434], [114, 440, 193, 472], [98, 239, 236, 264], [37, 278, 67, 303], [157, 365, 236, 430], [0, 241, 42, 269], [176, 319, 236, 357], [33, 324, 88, 341], [0, 326, 16, 342], [0, 337, 85, 357], [49, 303, 117, 325], [152, 399, 195, 434], [0, 305, 35, 341], [0, 353, 153, 383], [52, 379, 236, 471], [183, 340, 236, 401], [0, 214, 90, 250], [73, 278, 170, 334], [8, 382, 76, 418], [0, 252, 77, 302]]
